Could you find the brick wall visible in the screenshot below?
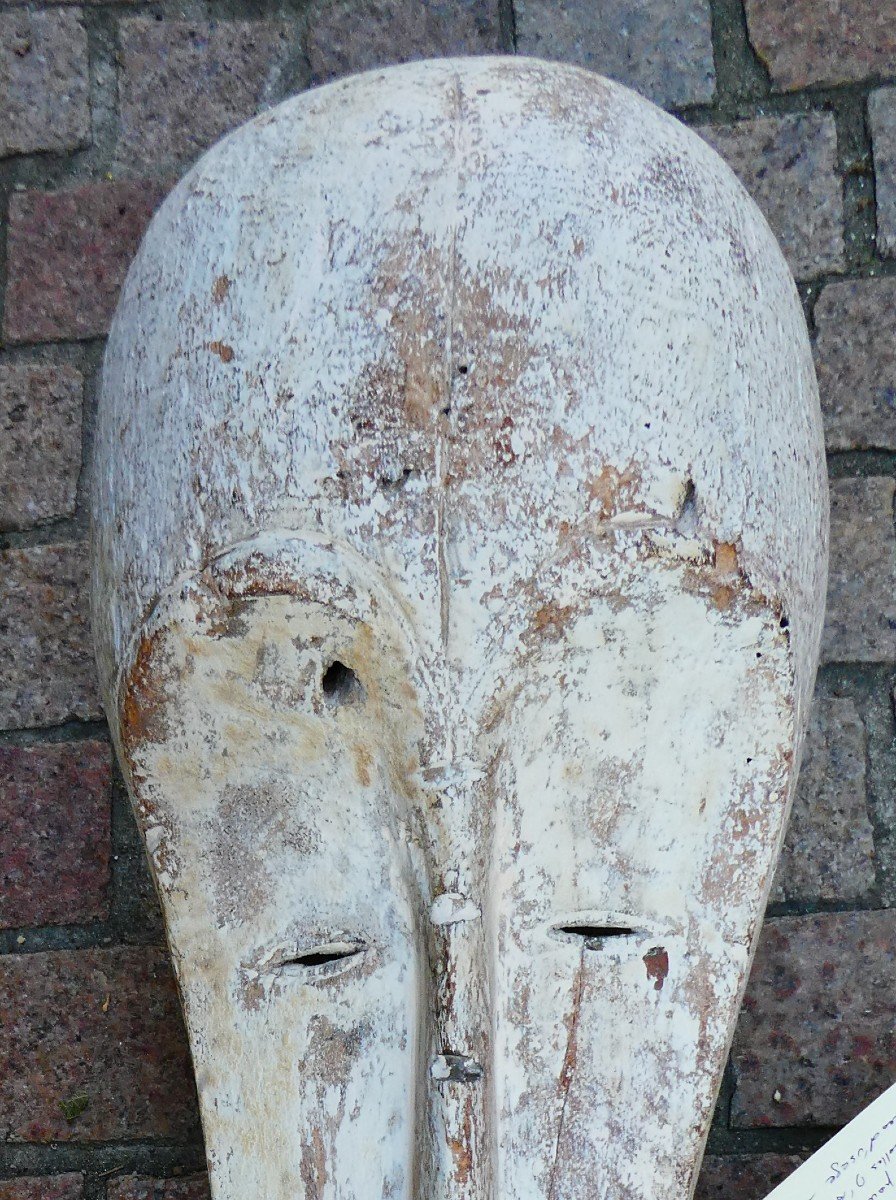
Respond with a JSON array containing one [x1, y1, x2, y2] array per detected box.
[[1, 1, 894, 1196]]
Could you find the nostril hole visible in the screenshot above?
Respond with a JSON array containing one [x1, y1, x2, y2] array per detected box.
[[322, 660, 360, 704]]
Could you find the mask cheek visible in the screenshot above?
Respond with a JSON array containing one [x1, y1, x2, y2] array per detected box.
[[490, 553, 793, 1199], [186, 939, 419, 1200]]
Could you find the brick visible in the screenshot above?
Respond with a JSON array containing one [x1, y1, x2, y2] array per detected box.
[[877, 686, 896, 909], [0, 10, 89, 158], [116, 20, 300, 173], [0, 947, 199, 1141], [745, 0, 896, 92], [0, 741, 111, 929], [3, 181, 170, 345], [0, 362, 82, 530], [1, 0, 129, 5], [108, 1178, 209, 1200], [515, 0, 714, 109], [0, 1178, 84, 1200], [698, 114, 843, 281], [306, 0, 501, 86], [694, 1154, 803, 1200], [771, 697, 874, 904], [732, 910, 896, 1127], [870, 89, 896, 259], [823, 477, 896, 663], [0, 542, 102, 730], [815, 278, 896, 450]]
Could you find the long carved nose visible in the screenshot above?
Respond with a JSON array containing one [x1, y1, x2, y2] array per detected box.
[[422, 886, 494, 1200]]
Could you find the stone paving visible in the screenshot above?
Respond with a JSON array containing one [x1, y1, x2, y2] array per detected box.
[[2, 0, 896, 1196]]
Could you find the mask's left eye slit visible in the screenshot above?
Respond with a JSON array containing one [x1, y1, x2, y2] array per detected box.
[[276, 940, 367, 970]]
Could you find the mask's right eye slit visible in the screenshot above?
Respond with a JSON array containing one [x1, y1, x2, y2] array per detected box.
[[278, 940, 367, 970]]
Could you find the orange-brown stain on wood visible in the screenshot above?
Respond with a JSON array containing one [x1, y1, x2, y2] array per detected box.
[[711, 583, 736, 611], [587, 463, 642, 520], [211, 275, 231, 304], [121, 630, 169, 753], [532, 602, 576, 641], [353, 742, 373, 788], [712, 542, 742, 610], [714, 542, 740, 576], [448, 1100, 475, 1185], [207, 340, 234, 363], [493, 415, 517, 466]]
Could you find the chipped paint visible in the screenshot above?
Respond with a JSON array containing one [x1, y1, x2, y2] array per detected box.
[[431, 893, 482, 926], [643, 947, 670, 992], [92, 58, 827, 1200]]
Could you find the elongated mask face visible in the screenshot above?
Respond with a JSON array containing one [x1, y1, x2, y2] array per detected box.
[[92, 57, 828, 1200]]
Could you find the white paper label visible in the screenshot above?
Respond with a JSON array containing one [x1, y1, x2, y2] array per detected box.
[[765, 1081, 896, 1200]]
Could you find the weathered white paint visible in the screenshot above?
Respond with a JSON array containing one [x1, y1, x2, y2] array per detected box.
[[91, 58, 828, 1200]]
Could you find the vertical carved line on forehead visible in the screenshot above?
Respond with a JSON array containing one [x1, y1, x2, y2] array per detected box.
[[433, 71, 465, 660]]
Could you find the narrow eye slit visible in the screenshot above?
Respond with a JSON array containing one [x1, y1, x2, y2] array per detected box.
[[278, 940, 366, 970], [561, 924, 634, 939], [321, 660, 361, 704], [551, 922, 641, 947]]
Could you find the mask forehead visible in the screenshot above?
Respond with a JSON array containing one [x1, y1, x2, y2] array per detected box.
[[94, 57, 825, 714], [93, 57, 828, 1200]]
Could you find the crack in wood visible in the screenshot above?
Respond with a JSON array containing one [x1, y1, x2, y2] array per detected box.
[[547, 944, 586, 1200]]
